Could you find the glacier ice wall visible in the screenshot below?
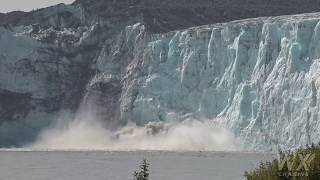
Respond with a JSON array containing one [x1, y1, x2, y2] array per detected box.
[[0, 4, 98, 146], [0, 3, 145, 146], [113, 14, 320, 151], [1, 0, 320, 151]]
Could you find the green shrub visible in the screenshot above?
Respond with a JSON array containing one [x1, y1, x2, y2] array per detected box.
[[244, 144, 320, 180], [134, 159, 150, 180]]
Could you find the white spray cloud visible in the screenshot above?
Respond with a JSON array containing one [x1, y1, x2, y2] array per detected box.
[[29, 110, 241, 151]]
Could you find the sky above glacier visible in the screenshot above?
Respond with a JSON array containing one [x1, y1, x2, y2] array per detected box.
[[0, 0, 74, 13]]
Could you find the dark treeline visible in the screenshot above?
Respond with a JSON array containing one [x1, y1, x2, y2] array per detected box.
[[75, 0, 320, 9], [2, 0, 320, 33]]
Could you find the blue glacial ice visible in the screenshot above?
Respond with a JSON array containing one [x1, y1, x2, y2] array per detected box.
[[112, 14, 320, 151]]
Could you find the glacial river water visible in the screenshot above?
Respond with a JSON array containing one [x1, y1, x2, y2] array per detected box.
[[0, 150, 275, 180]]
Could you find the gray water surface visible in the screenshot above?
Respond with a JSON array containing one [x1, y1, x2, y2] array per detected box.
[[0, 151, 275, 180]]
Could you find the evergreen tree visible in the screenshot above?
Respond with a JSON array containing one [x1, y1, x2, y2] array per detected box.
[[134, 159, 150, 180]]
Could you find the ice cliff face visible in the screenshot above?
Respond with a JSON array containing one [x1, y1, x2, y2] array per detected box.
[[1, 0, 320, 150], [123, 14, 320, 151], [0, 5, 97, 146]]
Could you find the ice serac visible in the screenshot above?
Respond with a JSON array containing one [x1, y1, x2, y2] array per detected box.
[[1, 0, 320, 150]]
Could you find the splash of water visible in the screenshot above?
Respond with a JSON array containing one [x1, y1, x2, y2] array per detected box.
[[29, 110, 241, 151]]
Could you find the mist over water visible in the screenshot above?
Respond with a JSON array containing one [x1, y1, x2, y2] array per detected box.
[[29, 107, 241, 151]]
